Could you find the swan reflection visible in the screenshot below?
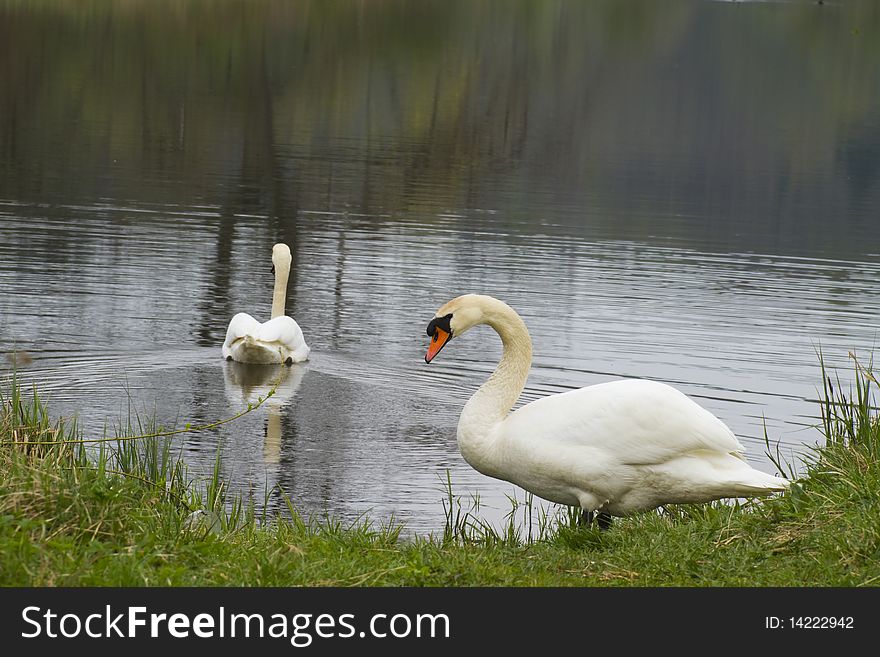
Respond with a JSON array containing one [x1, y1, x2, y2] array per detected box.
[[222, 361, 306, 464]]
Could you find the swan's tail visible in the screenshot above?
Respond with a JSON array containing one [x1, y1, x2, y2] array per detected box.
[[733, 470, 790, 495]]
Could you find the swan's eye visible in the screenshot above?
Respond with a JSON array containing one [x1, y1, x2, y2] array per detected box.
[[426, 313, 453, 338], [271, 265, 275, 274]]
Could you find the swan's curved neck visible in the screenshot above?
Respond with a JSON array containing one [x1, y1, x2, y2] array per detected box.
[[270, 263, 290, 319], [457, 300, 532, 473]]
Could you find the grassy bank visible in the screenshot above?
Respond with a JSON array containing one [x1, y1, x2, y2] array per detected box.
[[1, 359, 879, 587]]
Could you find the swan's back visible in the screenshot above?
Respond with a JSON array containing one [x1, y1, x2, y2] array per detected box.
[[503, 379, 743, 463], [222, 313, 309, 363]]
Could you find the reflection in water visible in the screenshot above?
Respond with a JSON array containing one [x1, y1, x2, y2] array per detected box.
[[0, 1, 879, 536], [265, 411, 282, 465], [223, 361, 307, 466], [196, 214, 237, 348]]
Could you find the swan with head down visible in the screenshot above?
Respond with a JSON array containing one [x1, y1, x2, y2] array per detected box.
[[222, 243, 309, 365], [424, 294, 789, 526]]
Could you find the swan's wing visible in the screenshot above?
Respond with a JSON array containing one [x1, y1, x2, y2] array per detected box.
[[224, 312, 260, 343], [256, 316, 308, 353], [502, 379, 745, 465], [222, 312, 261, 358]]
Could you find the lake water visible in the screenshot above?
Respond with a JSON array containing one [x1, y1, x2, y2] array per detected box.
[[1, 0, 879, 536]]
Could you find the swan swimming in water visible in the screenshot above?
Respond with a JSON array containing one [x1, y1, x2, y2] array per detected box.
[[222, 243, 310, 365], [424, 294, 789, 527]]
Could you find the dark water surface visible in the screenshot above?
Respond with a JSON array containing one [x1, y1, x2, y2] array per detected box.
[[2, 0, 880, 535]]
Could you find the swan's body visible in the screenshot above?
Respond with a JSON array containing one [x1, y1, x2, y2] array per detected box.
[[424, 294, 789, 517], [222, 243, 310, 364], [223, 314, 309, 364]]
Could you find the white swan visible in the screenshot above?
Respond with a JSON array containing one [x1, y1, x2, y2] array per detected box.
[[222, 243, 310, 364], [424, 294, 789, 525]]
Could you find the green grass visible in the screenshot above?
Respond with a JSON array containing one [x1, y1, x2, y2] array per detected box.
[[1, 356, 879, 587]]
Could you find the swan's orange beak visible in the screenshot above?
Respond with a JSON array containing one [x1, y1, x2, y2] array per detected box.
[[425, 328, 451, 363]]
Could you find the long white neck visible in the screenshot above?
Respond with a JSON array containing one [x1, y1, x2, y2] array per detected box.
[[457, 299, 532, 476], [270, 262, 289, 319]]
